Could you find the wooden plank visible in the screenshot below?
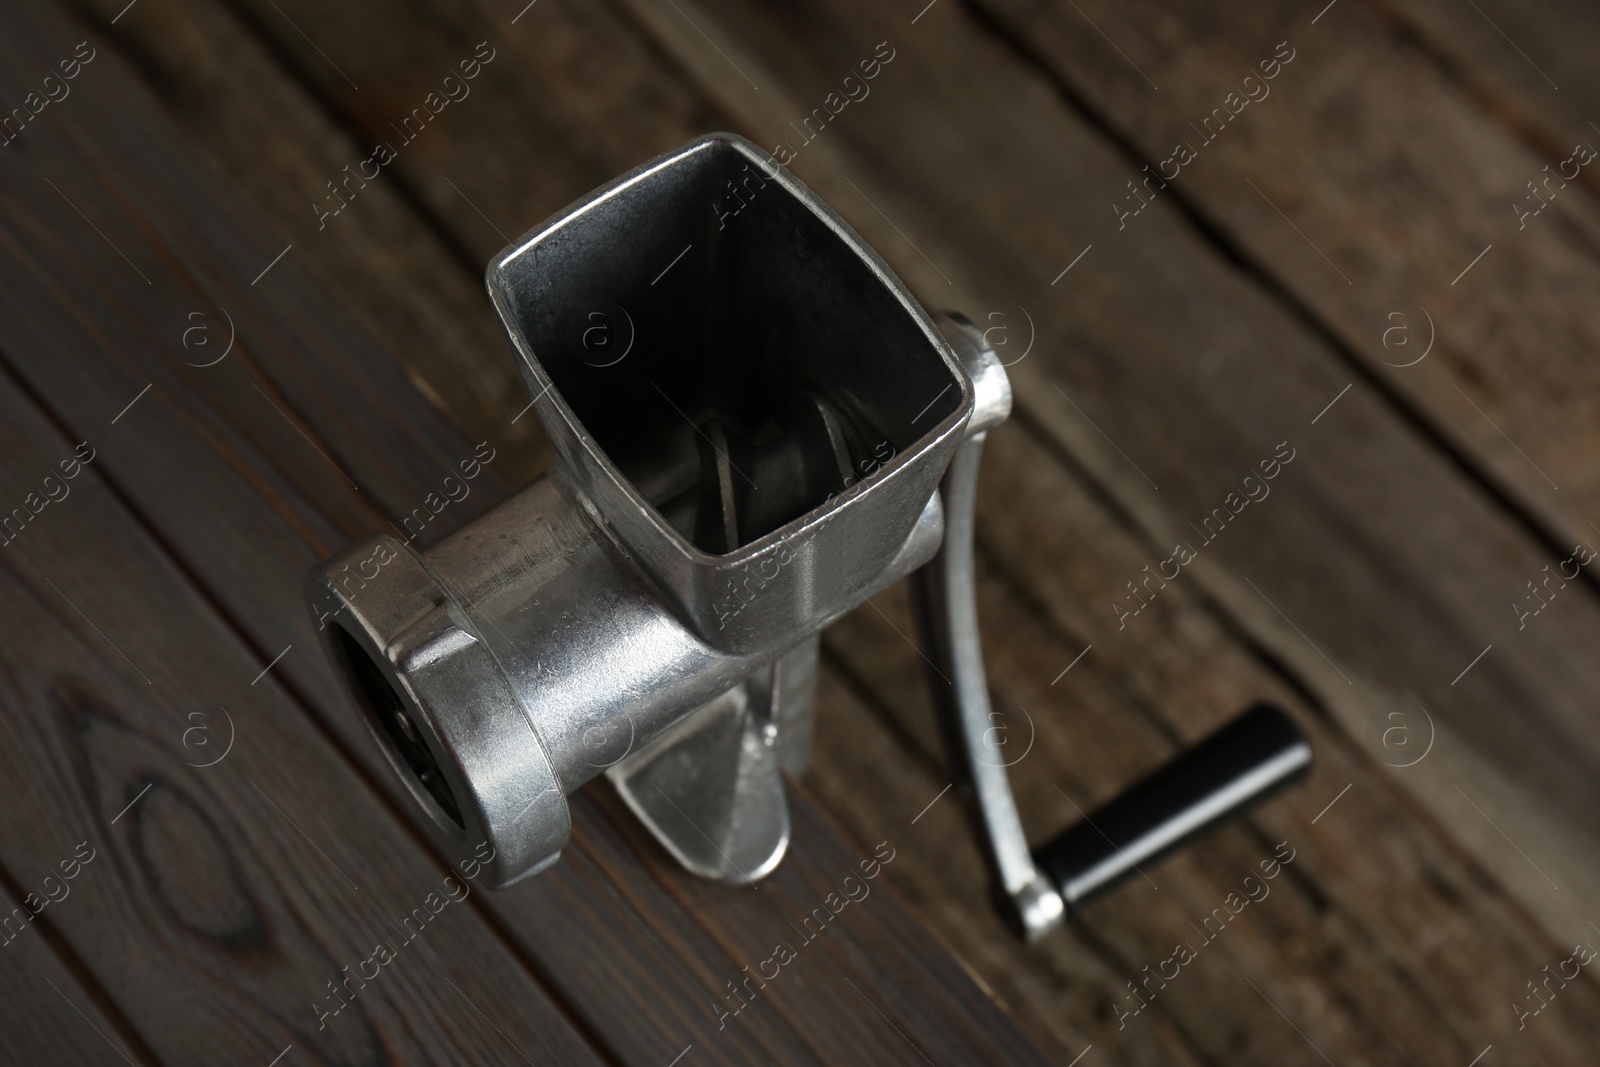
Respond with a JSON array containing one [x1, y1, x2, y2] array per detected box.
[[590, 786, 1059, 1067], [1, 2, 1051, 1063], [0, 908, 158, 1066], [0, 4, 783, 1060], [76, 0, 558, 483], [612, 0, 1600, 948], [147, 4, 1062, 1062], [5, 5, 769, 1062], [1378, 0, 1600, 160], [77, 0, 719, 483], [65, 2, 1107, 1057], [614, 0, 1600, 1055], [816, 422, 1600, 1064], [950, 0, 1600, 594], [0, 376, 607, 1063], [81, 0, 1600, 1061], [806, 666, 1199, 1067]]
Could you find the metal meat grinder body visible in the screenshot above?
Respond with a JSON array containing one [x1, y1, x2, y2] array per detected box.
[[307, 134, 1312, 943]]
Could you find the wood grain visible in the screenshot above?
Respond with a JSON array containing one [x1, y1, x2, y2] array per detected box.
[[74, 0, 556, 484], [0, 912, 156, 1066], [0, 2, 1051, 1063], [13, 0, 1600, 1063], [962, 0, 1600, 611], [616, 0, 1600, 947], [1377, 0, 1600, 173], [0, 372, 606, 1065], [817, 420, 1600, 1064]]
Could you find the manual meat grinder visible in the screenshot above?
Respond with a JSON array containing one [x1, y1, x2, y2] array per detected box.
[[306, 134, 1311, 942]]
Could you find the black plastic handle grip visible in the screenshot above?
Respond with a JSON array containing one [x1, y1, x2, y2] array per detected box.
[[1033, 703, 1312, 916]]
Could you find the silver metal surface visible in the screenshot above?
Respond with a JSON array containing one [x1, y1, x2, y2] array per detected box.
[[306, 132, 1302, 937], [307, 133, 966, 888], [916, 315, 1066, 942], [607, 672, 789, 883], [485, 134, 974, 657], [1049, 725, 1313, 911]]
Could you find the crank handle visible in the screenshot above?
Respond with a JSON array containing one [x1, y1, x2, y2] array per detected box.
[[915, 314, 1313, 941], [1032, 703, 1310, 916]]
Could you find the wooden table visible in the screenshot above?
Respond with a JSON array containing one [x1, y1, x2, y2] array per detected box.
[[2, 0, 1597, 1063]]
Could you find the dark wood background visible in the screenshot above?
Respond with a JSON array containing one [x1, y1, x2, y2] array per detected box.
[[2, 0, 1597, 1064]]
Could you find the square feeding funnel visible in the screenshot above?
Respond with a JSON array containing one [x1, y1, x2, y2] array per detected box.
[[487, 133, 972, 655]]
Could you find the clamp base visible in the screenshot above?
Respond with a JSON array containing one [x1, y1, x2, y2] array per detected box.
[[607, 638, 818, 884]]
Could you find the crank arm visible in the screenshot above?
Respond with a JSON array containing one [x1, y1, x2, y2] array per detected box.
[[915, 314, 1313, 942]]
